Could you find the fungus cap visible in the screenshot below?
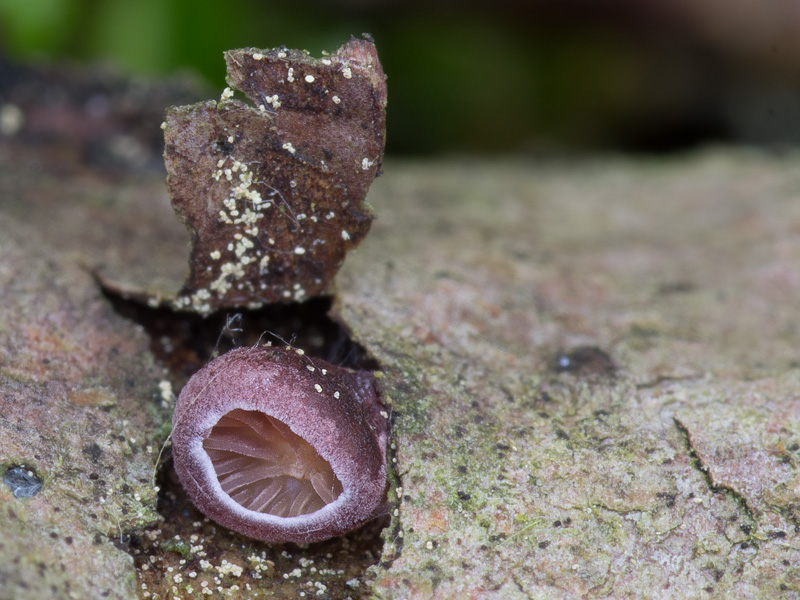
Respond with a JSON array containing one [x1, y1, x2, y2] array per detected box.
[[171, 346, 388, 543]]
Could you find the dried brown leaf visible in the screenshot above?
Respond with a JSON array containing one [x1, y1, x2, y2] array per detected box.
[[164, 37, 387, 314]]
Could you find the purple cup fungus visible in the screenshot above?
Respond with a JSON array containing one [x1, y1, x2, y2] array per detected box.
[[171, 346, 389, 543]]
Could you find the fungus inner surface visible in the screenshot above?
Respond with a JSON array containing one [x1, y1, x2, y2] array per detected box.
[[204, 409, 343, 517]]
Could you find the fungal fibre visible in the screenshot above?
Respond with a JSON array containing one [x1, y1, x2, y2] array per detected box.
[[171, 346, 389, 543]]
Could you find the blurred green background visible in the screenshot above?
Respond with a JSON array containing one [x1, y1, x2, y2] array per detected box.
[[2, 0, 799, 155]]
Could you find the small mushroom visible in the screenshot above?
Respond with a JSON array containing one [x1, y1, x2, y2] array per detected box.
[[171, 346, 388, 543]]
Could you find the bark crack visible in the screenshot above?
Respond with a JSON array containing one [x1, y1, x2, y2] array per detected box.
[[673, 417, 756, 524]]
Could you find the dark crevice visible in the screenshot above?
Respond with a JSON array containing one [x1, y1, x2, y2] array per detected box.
[[673, 417, 757, 525], [379, 409, 404, 569], [103, 291, 379, 388]]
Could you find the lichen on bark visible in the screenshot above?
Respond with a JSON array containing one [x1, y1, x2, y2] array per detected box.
[[334, 155, 800, 598]]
